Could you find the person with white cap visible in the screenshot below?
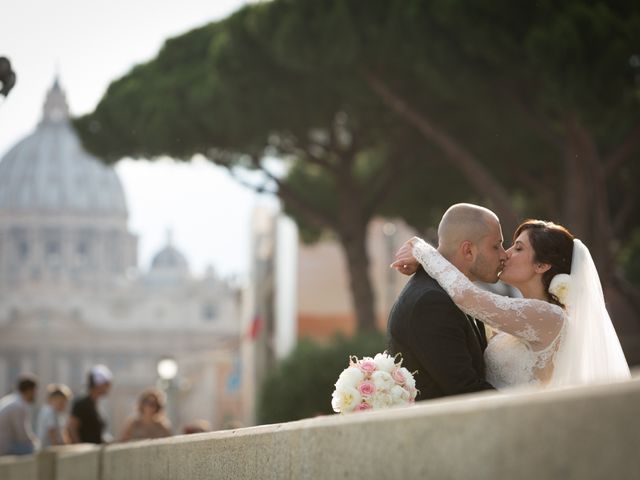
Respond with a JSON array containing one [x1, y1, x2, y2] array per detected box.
[[66, 365, 112, 444]]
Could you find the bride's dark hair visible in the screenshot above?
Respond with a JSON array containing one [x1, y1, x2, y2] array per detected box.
[[514, 220, 574, 307]]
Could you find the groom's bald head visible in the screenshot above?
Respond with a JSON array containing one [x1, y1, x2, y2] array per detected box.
[[437, 203, 499, 256]]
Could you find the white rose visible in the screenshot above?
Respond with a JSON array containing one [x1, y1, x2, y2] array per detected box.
[[399, 367, 416, 390], [373, 352, 396, 373], [371, 370, 395, 392], [549, 273, 571, 304], [390, 385, 410, 404], [331, 392, 340, 413], [335, 367, 364, 390], [369, 392, 392, 409], [332, 386, 362, 413]]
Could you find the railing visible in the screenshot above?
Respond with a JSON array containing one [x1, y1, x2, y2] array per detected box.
[[2, 376, 640, 479]]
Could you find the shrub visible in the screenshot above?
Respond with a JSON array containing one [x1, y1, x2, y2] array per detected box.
[[257, 332, 386, 424]]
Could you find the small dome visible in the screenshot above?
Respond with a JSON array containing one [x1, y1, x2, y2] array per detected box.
[[147, 231, 190, 285], [151, 245, 189, 273], [0, 79, 127, 215]]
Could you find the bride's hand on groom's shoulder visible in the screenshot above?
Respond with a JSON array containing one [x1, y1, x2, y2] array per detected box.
[[390, 238, 421, 276]]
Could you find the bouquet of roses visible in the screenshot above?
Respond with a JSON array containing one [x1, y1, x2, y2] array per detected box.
[[331, 352, 418, 413]]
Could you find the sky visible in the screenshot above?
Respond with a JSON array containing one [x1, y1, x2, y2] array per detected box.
[[0, 0, 276, 278]]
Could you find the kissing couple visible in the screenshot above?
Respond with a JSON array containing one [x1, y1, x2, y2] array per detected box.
[[388, 203, 630, 399]]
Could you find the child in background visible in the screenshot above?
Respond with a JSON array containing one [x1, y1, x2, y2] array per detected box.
[[37, 384, 72, 448]]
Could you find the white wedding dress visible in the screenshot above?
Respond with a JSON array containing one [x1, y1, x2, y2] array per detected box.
[[412, 238, 630, 390], [484, 330, 560, 389]]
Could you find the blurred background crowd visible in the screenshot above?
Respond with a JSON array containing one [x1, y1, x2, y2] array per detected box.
[[0, 366, 213, 456]]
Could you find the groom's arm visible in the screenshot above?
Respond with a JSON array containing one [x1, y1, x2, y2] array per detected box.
[[410, 291, 495, 395]]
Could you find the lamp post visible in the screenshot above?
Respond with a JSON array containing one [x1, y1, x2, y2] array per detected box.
[[157, 357, 178, 430], [383, 222, 398, 312]]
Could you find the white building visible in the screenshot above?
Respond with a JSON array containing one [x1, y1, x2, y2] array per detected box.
[[240, 205, 298, 425], [0, 80, 244, 435]]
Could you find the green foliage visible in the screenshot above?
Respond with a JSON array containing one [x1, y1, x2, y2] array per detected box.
[[253, 0, 360, 72], [281, 160, 338, 244], [74, 0, 640, 328], [74, 0, 640, 212], [257, 332, 386, 424]]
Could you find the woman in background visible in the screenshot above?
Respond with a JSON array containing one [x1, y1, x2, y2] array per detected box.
[[119, 388, 171, 442]]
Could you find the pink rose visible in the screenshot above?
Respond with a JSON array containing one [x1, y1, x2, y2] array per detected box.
[[358, 380, 376, 398], [391, 368, 406, 385], [358, 359, 377, 374], [356, 402, 372, 411]]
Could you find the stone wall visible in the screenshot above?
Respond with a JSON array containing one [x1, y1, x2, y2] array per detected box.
[[0, 454, 36, 480], [2, 377, 640, 479]]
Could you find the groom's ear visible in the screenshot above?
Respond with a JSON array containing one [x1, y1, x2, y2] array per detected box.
[[535, 263, 552, 274], [460, 240, 475, 260]]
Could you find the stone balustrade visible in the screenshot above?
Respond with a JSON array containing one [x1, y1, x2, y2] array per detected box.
[[2, 376, 640, 479]]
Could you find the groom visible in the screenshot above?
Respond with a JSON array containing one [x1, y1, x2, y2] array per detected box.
[[387, 203, 507, 400]]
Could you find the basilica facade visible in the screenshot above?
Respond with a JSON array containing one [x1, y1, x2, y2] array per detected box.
[[0, 80, 244, 435]]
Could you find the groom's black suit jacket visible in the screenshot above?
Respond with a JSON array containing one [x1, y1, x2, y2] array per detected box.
[[387, 268, 495, 400]]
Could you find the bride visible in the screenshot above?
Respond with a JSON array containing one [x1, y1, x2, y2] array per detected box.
[[392, 219, 631, 390]]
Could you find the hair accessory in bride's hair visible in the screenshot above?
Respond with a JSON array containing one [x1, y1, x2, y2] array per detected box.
[[549, 273, 572, 305]]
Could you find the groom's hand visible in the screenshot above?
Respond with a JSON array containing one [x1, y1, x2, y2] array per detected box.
[[390, 240, 419, 275]]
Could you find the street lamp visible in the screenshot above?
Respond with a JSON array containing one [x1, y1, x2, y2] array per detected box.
[[157, 358, 178, 381], [157, 357, 178, 429], [383, 222, 398, 310]]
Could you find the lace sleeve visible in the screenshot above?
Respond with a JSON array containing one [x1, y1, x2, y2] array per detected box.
[[412, 238, 564, 348]]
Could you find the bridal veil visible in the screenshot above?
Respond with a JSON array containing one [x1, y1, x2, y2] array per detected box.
[[549, 239, 631, 387]]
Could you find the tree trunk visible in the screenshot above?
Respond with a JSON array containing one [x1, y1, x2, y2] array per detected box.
[[563, 116, 615, 282], [337, 221, 378, 332], [563, 118, 592, 242], [333, 153, 379, 333]]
